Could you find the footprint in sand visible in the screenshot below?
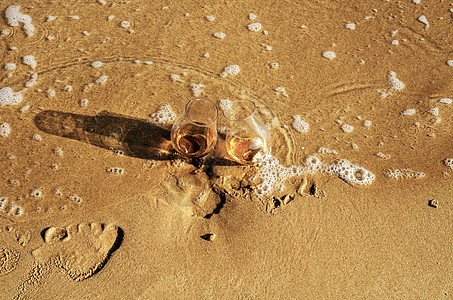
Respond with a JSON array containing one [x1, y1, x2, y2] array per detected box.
[[0, 225, 31, 277], [0, 246, 20, 276], [32, 223, 121, 281]]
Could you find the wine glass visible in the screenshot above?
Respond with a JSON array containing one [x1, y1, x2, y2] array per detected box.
[[171, 98, 218, 158], [223, 99, 271, 165]]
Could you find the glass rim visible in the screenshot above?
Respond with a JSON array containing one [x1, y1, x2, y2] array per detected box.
[[222, 99, 257, 122], [184, 97, 218, 126]]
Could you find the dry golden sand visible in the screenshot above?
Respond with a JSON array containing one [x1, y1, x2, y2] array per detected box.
[[1, 0, 453, 298]]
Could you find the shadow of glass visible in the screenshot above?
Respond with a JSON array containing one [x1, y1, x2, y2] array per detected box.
[[34, 110, 174, 160]]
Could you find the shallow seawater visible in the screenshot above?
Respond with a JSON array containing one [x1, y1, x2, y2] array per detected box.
[[0, 56, 299, 220], [1, 51, 452, 220]]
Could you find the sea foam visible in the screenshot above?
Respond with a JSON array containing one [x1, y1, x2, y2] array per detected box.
[[292, 115, 309, 133], [5, 5, 35, 37], [0, 87, 23, 106], [23, 55, 37, 69], [149, 104, 176, 125], [0, 123, 11, 137], [220, 65, 240, 77], [253, 153, 375, 196]]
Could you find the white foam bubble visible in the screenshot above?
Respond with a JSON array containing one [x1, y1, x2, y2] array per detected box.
[[47, 16, 57, 21], [5, 5, 35, 37], [269, 62, 279, 69], [384, 169, 425, 179], [0, 87, 23, 106], [191, 83, 205, 97], [96, 75, 108, 84], [213, 32, 226, 39], [25, 73, 38, 87], [32, 134, 42, 141], [401, 109, 416, 116], [54, 188, 63, 196], [322, 51, 336, 60], [428, 107, 439, 116], [69, 194, 82, 203], [392, 40, 399, 46], [47, 89, 56, 97], [0, 197, 7, 210], [248, 22, 262, 32], [4, 63, 16, 71], [323, 159, 375, 185], [363, 120, 372, 127], [80, 99, 88, 107], [341, 124, 354, 133], [20, 105, 30, 112], [219, 99, 232, 111], [262, 44, 272, 51], [54, 148, 63, 156], [107, 167, 124, 175], [150, 104, 176, 125], [83, 83, 93, 92], [388, 71, 405, 91], [9, 202, 23, 216], [91, 61, 103, 68], [170, 74, 183, 82], [444, 158, 453, 170], [318, 147, 338, 155], [417, 15, 429, 28], [375, 152, 390, 159], [23, 55, 37, 69], [220, 65, 240, 77], [121, 21, 131, 28], [30, 188, 42, 198], [447, 60, 453, 67], [292, 115, 309, 133], [0, 198, 23, 216], [275, 87, 288, 97], [249, 13, 257, 20], [412, 0, 421, 4], [0, 123, 11, 137], [439, 98, 452, 104], [206, 16, 215, 21], [305, 155, 323, 174], [345, 23, 356, 30]]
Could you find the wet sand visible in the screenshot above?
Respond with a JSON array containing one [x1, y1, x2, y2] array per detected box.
[[1, 0, 452, 298]]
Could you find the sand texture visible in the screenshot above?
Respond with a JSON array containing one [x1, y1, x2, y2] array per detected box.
[[1, 0, 453, 299]]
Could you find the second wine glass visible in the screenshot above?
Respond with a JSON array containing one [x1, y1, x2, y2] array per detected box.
[[223, 99, 270, 165]]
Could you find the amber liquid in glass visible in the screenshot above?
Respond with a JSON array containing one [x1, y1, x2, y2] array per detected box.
[[226, 136, 262, 164], [173, 124, 216, 158]]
